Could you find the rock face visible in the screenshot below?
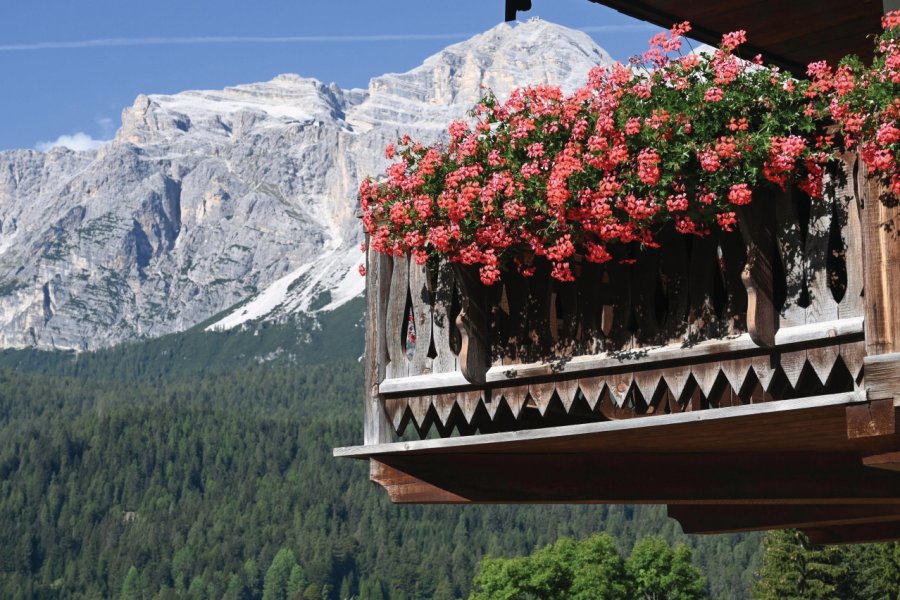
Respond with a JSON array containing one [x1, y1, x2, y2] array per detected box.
[[0, 19, 612, 350]]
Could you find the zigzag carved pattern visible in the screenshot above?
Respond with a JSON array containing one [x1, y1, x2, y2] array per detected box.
[[383, 341, 865, 438]]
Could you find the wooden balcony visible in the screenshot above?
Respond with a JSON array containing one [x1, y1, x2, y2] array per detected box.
[[336, 153, 900, 543]]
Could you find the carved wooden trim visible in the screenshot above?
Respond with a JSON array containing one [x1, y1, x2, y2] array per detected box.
[[452, 264, 490, 384], [737, 191, 778, 347]]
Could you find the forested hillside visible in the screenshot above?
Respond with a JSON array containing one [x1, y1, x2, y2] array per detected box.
[[0, 319, 762, 599]]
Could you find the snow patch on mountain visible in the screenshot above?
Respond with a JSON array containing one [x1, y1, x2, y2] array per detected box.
[[0, 19, 612, 349]]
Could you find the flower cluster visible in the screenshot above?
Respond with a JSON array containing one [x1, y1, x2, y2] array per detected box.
[[360, 22, 853, 284], [809, 11, 900, 195]]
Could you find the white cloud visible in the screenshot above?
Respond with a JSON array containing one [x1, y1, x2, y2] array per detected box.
[[36, 132, 109, 152], [0, 25, 658, 53]]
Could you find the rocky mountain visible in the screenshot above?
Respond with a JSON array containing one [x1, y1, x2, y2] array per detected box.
[[0, 19, 613, 350]]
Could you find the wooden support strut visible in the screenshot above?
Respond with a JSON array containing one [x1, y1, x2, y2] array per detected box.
[[736, 191, 778, 347], [452, 264, 491, 384]]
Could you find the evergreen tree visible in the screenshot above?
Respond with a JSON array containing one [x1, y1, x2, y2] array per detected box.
[[754, 530, 853, 600], [263, 548, 299, 600]]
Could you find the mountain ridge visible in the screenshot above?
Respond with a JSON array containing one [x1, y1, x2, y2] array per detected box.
[[0, 19, 613, 350]]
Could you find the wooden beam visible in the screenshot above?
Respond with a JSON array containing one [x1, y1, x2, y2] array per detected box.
[[370, 460, 470, 503], [804, 521, 900, 544], [863, 451, 900, 472], [370, 452, 900, 504], [378, 317, 863, 394], [669, 504, 900, 534], [336, 392, 863, 459], [846, 399, 896, 439]]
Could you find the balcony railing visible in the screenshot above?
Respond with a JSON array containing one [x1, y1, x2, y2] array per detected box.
[[362, 153, 872, 443]]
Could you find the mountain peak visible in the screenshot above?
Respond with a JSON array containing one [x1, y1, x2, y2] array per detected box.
[[0, 21, 615, 349]]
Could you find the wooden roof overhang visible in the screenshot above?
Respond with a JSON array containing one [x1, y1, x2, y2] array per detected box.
[[336, 393, 900, 543], [586, 0, 885, 76]]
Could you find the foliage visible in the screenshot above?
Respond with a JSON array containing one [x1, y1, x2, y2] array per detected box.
[[360, 22, 834, 284], [753, 530, 900, 600], [0, 332, 761, 600], [627, 536, 707, 600], [470, 533, 705, 600], [811, 11, 900, 195]]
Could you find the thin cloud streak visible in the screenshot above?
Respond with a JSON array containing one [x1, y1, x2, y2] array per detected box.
[[0, 25, 658, 52]]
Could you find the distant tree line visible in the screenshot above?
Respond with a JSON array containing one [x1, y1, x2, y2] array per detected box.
[[0, 326, 893, 599]]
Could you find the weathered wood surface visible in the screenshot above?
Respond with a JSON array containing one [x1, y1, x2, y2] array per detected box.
[[859, 163, 900, 356], [367, 449, 900, 504], [670, 504, 900, 534], [336, 392, 863, 458], [364, 244, 394, 446], [379, 317, 863, 392], [366, 159, 870, 439], [584, 0, 882, 77]]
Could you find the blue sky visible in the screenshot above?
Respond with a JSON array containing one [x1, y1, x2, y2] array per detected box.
[[0, 0, 663, 151]]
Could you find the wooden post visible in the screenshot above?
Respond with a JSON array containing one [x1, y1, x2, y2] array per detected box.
[[736, 190, 778, 347], [858, 167, 900, 409], [364, 244, 394, 446]]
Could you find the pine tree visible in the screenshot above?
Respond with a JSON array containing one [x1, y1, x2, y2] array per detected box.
[[263, 548, 299, 600], [754, 530, 854, 600]]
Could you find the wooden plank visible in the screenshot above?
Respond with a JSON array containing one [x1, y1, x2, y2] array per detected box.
[[431, 262, 457, 374], [846, 398, 895, 439], [456, 391, 482, 425], [658, 228, 690, 344], [775, 187, 807, 327], [863, 450, 900, 472], [631, 248, 661, 344], [688, 234, 720, 341], [453, 264, 490, 384], [528, 382, 556, 416], [364, 247, 394, 445], [370, 460, 470, 503], [500, 385, 528, 419], [408, 261, 433, 375], [633, 369, 662, 405], [737, 190, 778, 346], [408, 395, 433, 428], [583, 0, 881, 76], [554, 378, 580, 413], [805, 182, 840, 324], [719, 230, 748, 335], [691, 363, 721, 399], [432, 392, 456, 428], [750, 354, 776, 393], [835, 152, 865, 319], [720, 357, 752, 398], [384, 256, 410, 380], [779, 349, 807, 391], [371, 450, 900, 504], [378, 317, 865, 394], [669, 504, 900, 534], [383, 397, 409, 432], [841, 340, 866, 387], [502, 271, 528, 362], [859, 172, 900, 356], [604, 258, 633, 349], [807, 345, 839, 388], [864, 352, 900, 403], [335, 392, 863, 458], [804, 521, 900, 545], [578, 376, 604, 410]]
